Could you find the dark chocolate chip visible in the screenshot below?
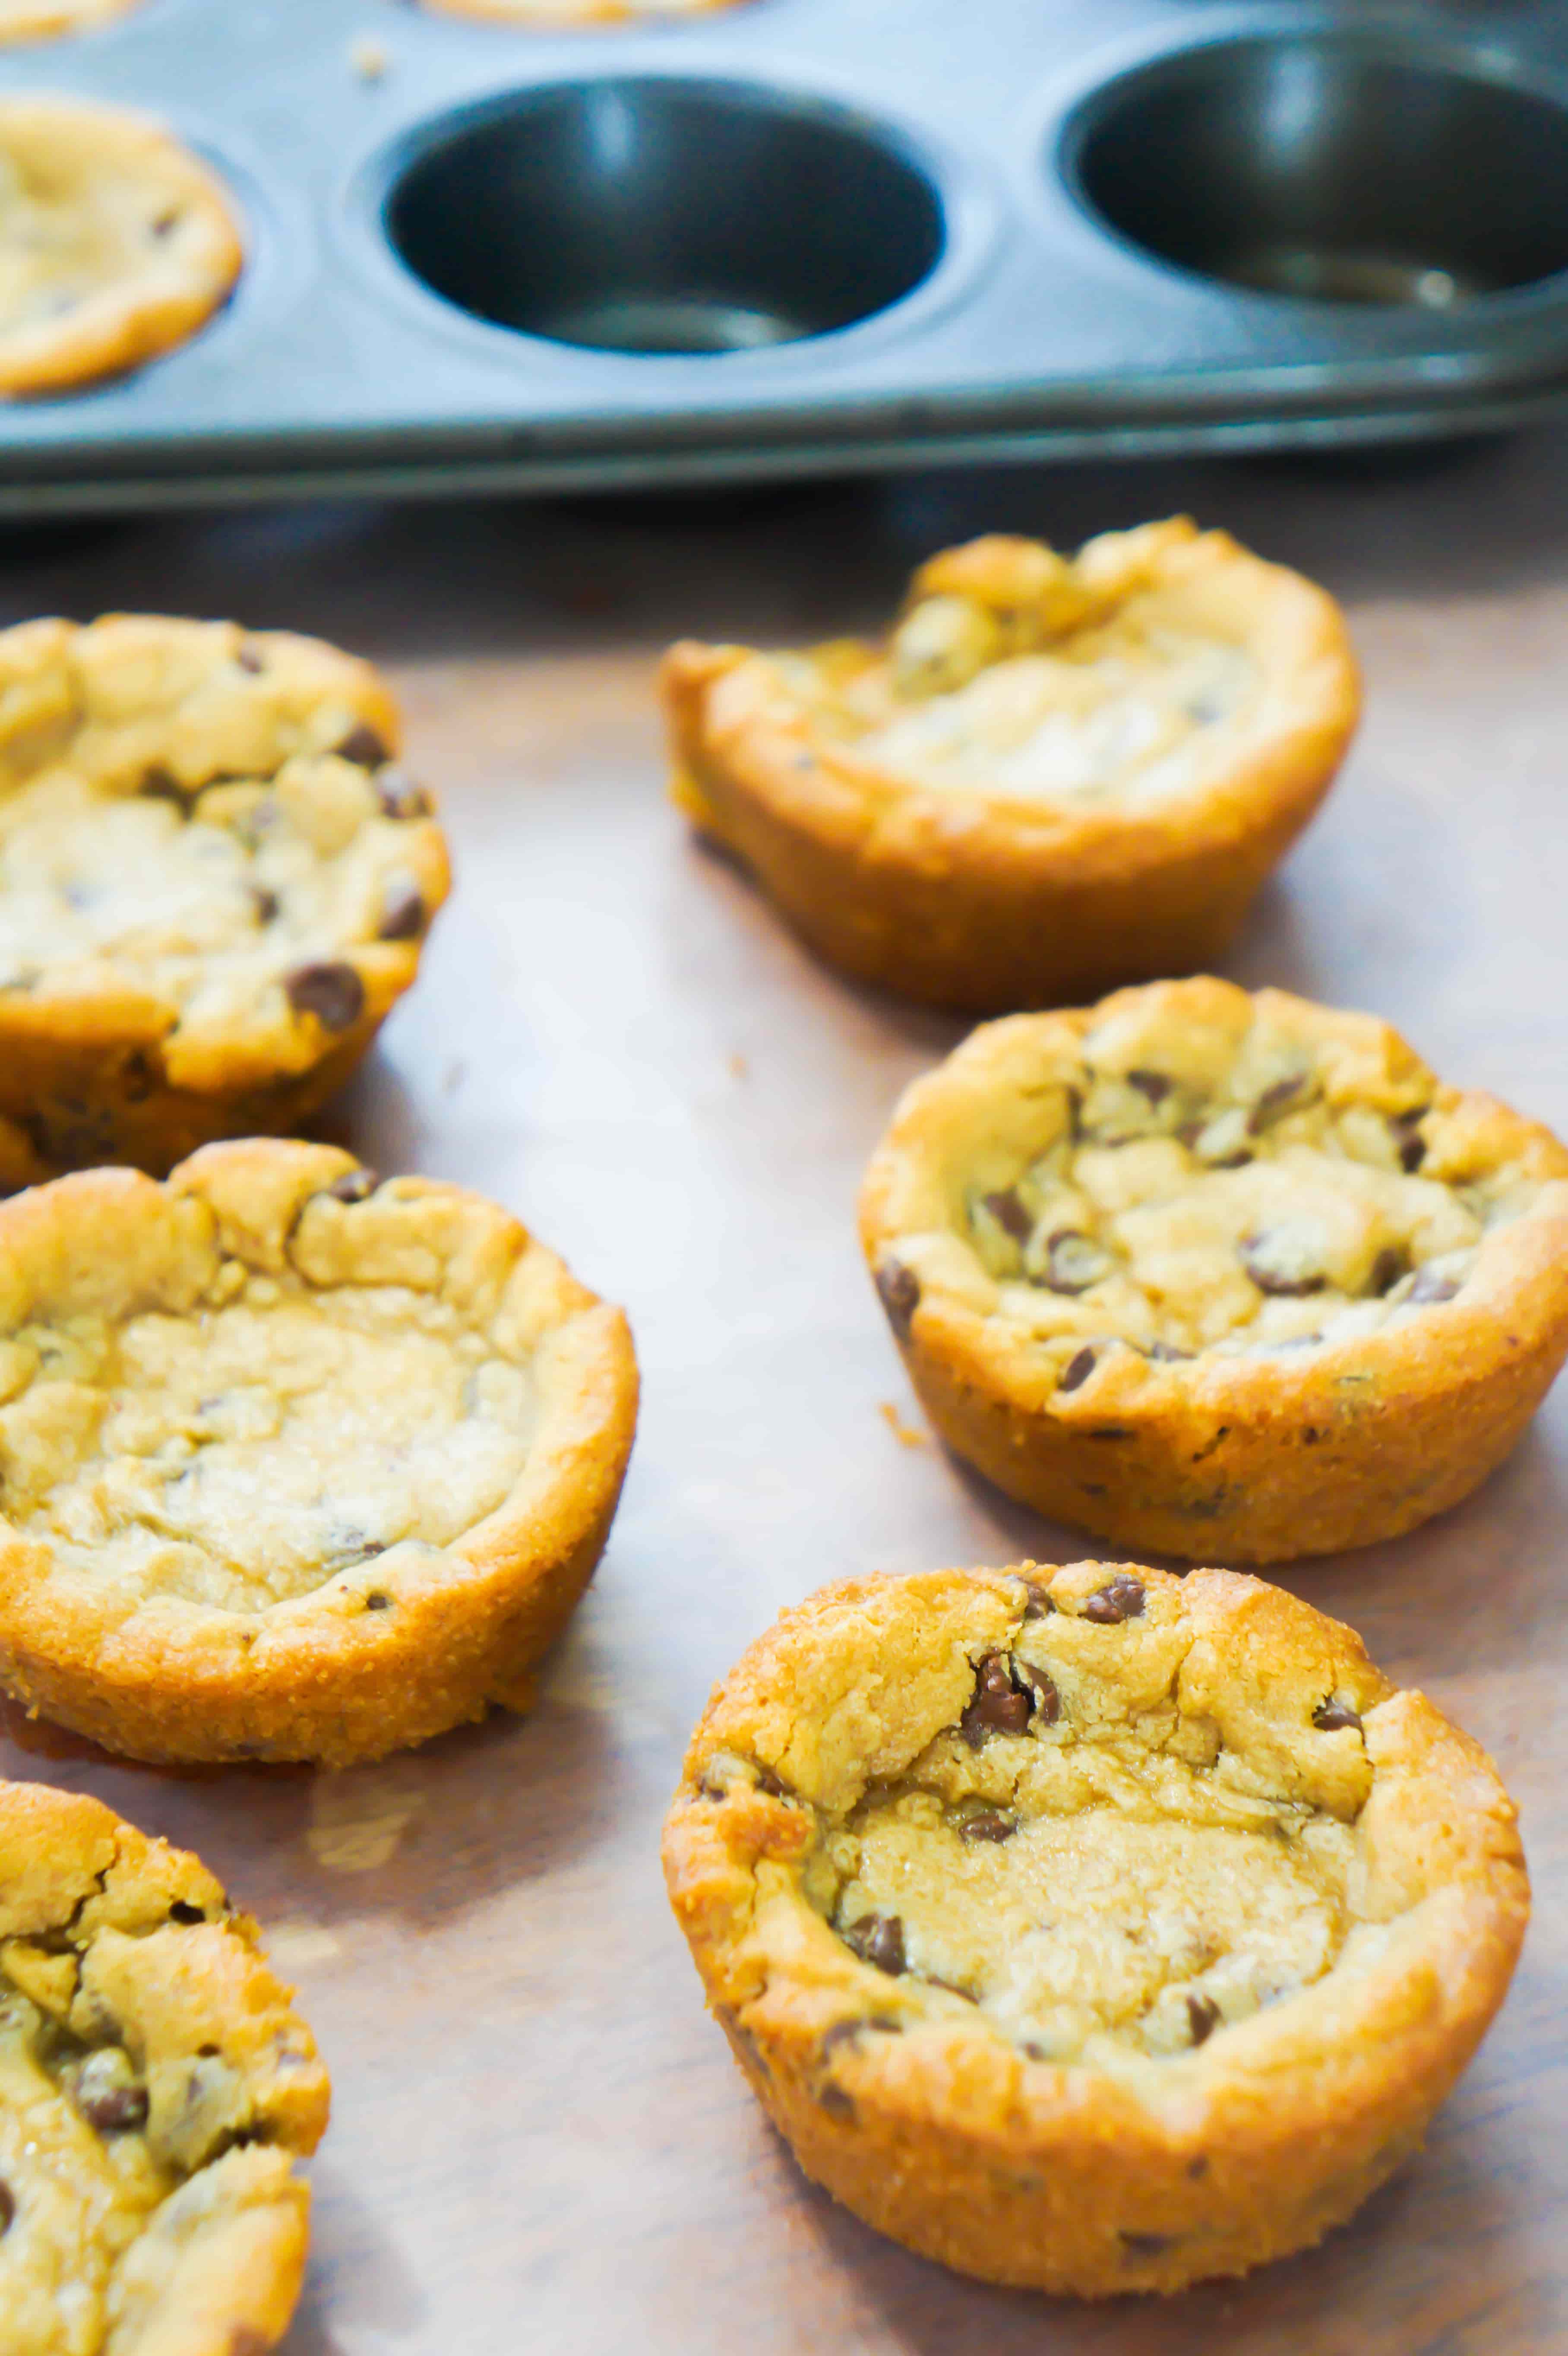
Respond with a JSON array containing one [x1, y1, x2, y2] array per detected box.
[[235, 646, 265, 675], [336, 722, 391, 768], [1391, 1108, 1429, 1175], [1313, 1699, 1363, 1734], [1122, 2233, 1174, 2261], [1014, 1660, 1061, 1724], [1398, 1134, 1426, 1174], [875, 1260, 920, 1342], [285, 961, 365, 1032], [958, 1809, 1016, 1844], [754, 1764, 790, 1799], [1239, 1230, 1327, 1297], [364, 1591, 392, 1611], [843, 1914, 906, 1976], [1082, 1575, 1145, 1625], [819, 2015, 901, 2060], [1089, 1425, 1135, 1441], [1186, 1994, 1221, 2047], [1126, 1070, 1173, 1104], [168, 1901, 206, 1925], [377, 878, 426, 942], [982, 1188, 1032, 1243], [1248, 1072, 1309, 1132], [375, 766, 433, 820], [1020, 1580, 1054, 1620], [817, 2080, 856, 2120], [959, 1653, 1034, 1746], [326, 1167, 378, 1203], [249, 886, 279, 927], [79, 2081, 150, 2134], [0, 2179, 11, 2233], [1059, 1346, 1097, 1393], [1369, 1246, 1409, 1297], [1044, 1229, 1112, 1295], [1408, 1267, 1461, 1306], [1187, 2155, 1210, 2180], [140, 764, 187, 807]]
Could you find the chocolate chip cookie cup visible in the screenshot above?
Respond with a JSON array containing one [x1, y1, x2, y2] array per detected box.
[[0, 1776, 330, 2352], [0, 614, 450, 1182], [662, 1562, 1528, 2296], [663, 520, 1358, 1013], [859, 976, 1568, 1562], [0, 1140, 639, 1766], [0, 100, 242, 397]]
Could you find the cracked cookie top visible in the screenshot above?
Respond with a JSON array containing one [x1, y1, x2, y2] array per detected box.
[[664, 1563, 1526, 2091], [0, 102, 242, 397], [0, 1775, 327, 2355], [0, 616, 448, 1095], [751, 520, 1356, 811], [862, 976, 1568, 1393]]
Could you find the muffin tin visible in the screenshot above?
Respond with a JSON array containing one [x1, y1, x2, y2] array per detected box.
[[4, 0, 1568, 510]]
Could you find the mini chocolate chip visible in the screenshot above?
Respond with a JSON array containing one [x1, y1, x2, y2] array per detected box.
[[1126, 1069, 1173, 1104], [1122, 2233, 1174, 2261], [1059, 1346, 1097, 1393], [327, 1167, 378, 1203], [1390, 1108, 1429, 1174], [1409, 1267, 1461, 1305], [982, 1188, 1032, 1243], [1187, 1994, 1221, 2047], [79, 2081, 149, 2133], [1398, 1134, 1425, 1173], [197, 2044, 220, 2059], [1239, 1229, 1327, 1297], [1089, 1425, 1135, 1441], [819, 2015, 901, 2060], [140, 764, 187, 806], [843, 1914, 905, 1976], [958, 1809, 1015, 1844], [818, 2080, 856, 2120], [337, 722, 390, 767], [1020, 1580, 1054, 1620], [1187, 2155, 1210, 2180], [235, 646, 265, 675], [378, 878, 426, 942], [754, 1764, 790, 1799], [364, 1591, 392, 1611], [875, 1260, 920, 1342], [286, 961, 365, 1032], [0, 2179, 11, 2233], [169, 1901, 206, 1924], [1313, 1699, 1363, 1733], [249, 886, 279, 926], [1014, 1660, 1061, 1724], [1044, 1230, 1112, 1295], [1083, 1575, 1145, 1625], [960, 1653, 1034, 1745], [1369, 1246, 1409, 1296], [375, 766, 433, 820], [1248, 1072, 1309, 1132]]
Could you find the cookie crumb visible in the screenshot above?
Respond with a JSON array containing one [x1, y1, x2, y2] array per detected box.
[[879, 1400, 929, 1450]]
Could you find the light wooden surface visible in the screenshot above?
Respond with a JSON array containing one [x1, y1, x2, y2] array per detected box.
[[1, 433, 1567, 2354]]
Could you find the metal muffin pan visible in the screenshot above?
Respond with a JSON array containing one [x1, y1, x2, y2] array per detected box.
[[4, 0, 1568, 510]]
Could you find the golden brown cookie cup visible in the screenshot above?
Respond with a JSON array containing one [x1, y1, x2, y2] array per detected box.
[[0, 616, 449, 1184], [0, 1141, 639, 1767], [663, 522, 1359, 1014], [662, 1563, 1528, 2296], [860, 981, 1568, 1563]]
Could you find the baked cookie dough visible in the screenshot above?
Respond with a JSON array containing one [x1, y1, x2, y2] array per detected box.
[[663, 520, 1358, 1013], [0, 613, 449, 1182], [860, 976, 1568, 1561], [0, 0, 140, 39], [0, 101, 242, 398], [0, 1775, 329, 2353], [0, 1139, 639, 1766], [663, 1562, 1528, 2295]]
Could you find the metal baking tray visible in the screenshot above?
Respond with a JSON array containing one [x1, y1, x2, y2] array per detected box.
[[4, 0, 1568, 511]]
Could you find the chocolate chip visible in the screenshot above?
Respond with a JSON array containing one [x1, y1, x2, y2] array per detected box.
[[958, 1809, 1015, 1843], [843, 1914, 905, 1976], [817, 2080, 856, 2120], [1248, 1072, 1309, 1133], [286, 962, 365, 1031], [1122, 2233, 1174, 2261], [375, 766, 433, 820], [1144, 1340, 1193, 1362], [982, 1188, 1032, 1243], [365, 1591, 392, 1611], [1083, 1575, 1145, 1625], [1187, 2155, 1210, 2180], [1020, 1580, 1054, 1620], [1409, 1267, 1461, 1305], [337, 722, 391, 768], [1239, 1229, 1327, 1297], [0, 2180, 10, 2233], [875, 1260, 920, 1342], [79, 2081, 150, 2134], [249, 886, 279, 926], [168, 1901, 206, 1924], [1126, 1069, 1173, 1104], [1313, 1698, 1363, 1733], [121, 1050, 156, 1103], [1014, 1660, 1061, 1724], [960, 1653, 1034, 1745], [378, 878, 426, 942], [1391, 1109, 1429, 1173], [1043, 1230, 1112, 1295], [1187, 1994, 1221, 2047], [140, 764, 187, 806], [754, 1764, 790, 1799], [820, 2015, 901, 2060], [1059, 1346, 1097, 1393], [235, 646, 265, 675], [326, 1167, 377, 1203], [1369, 1246, 1409, 1296]]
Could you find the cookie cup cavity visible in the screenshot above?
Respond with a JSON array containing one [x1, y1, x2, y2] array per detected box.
[[663, 521, 1358, 1013], [662, 1564, 1528, 2296], [860, 978, 1568, 1561], [0, 1776, 329, 2353], [0, 1141, 638, 1765], [0, 614, 450, 1181]]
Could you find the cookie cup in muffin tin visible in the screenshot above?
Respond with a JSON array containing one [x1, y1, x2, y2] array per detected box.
[[0, 1140, 639, 1766], [0, 1776, 330, 2353], [662, 1563, 1528, 2296], [0, 614, 449, 1182], [860, 977, 1568, 1561], [663, 521, 1358, 1013]]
